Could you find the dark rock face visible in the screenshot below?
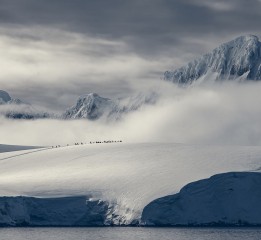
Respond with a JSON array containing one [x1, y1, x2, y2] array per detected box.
[[0, 90, 12, 103], [141, 172, 261, 226], [0, 196, 110, 226], [164, 35, 261, 84]]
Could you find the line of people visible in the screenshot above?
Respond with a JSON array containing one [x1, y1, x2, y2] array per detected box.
[[89, 140, 122, 144], [51, 140, 123, 148]]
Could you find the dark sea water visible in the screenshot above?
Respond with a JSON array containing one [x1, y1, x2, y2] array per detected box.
[[0, 228, 261, 240]]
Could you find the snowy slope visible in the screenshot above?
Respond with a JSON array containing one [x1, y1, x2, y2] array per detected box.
[[0, 144, 41, 153], [165, 35, 261, 84], [0, 143, 261, 225], [142, 172, 261, 226]]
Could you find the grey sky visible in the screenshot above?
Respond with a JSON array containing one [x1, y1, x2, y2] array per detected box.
[[0, 0, 261, 111]]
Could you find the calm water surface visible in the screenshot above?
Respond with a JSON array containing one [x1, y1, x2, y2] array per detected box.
[[0, 227, 261, 240]]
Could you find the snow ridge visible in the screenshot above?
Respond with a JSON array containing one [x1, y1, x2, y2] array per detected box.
[[164, 35, 261, 84]]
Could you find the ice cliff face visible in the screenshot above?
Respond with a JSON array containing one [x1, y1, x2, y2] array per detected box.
[[0, 196, 110, 226], [63, 92, 158, 121], [142, 172, 261, 226], [164, 35, 261, 84], [0, 195, 140, 226]]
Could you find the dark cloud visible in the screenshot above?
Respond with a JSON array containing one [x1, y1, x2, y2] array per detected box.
[[0, 0, 260, 57]]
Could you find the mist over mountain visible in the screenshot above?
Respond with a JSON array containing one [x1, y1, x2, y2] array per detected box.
[[0, 90, 50, 119], [0, 90, 158, 121], [164, 35, 261, 85]]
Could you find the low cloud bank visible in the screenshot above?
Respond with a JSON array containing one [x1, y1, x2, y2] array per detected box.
[[1, 81, 261, 146]]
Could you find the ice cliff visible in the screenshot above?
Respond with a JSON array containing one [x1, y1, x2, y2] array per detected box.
[[142, 172, 261, 226], [0, 196, 110, 226]]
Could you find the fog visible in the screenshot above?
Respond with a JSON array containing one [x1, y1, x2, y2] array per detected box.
[[1, 80, 261, 146]]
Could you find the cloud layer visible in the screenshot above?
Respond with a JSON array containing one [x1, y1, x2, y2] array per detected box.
[[1, 81, 261, 146]]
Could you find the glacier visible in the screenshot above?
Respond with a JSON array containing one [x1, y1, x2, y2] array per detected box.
[[0, 143, 261, 226], [164, 35, 261, 84]]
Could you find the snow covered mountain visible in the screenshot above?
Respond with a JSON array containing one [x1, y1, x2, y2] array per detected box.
[[164, 35, 261, 84], [142, 172, 261, 226], [1, 90, 157, 121], [0, 143, 261, 226], [63, 93, 115, 120], [63, 92, 158, 121]]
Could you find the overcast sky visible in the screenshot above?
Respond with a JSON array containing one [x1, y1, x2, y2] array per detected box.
[[0, 0, 261, 111]]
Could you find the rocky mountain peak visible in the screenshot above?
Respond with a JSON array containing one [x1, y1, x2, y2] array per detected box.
[[164, 35, 261, 84]]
